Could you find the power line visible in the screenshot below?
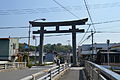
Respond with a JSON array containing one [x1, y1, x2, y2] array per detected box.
[[9, 34, 71, 39], [77, 30, 120, 45], [0, 2, 120, 15], [94, 31, 120, 33], [78, 0, 97, 46], [84, 31, 120, 33], [52, 0, 79, 19], [2, 30, 120, 40], [89, 19, 120, 25], [78, 24, 91, 46], [83, 0, 96, 31], [0, 19, 120, 30], [0, 26, 28, 29], [79, 33, 92, 45]]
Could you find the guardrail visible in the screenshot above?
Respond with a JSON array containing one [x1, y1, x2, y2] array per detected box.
[[0, 62, 26, 70], [84, 61, 120, 80], [21, 63, 70, 80]]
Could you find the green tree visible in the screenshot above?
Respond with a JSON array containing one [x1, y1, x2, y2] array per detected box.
[[43, 43, 72, 53], [19, 43, 36, 52]]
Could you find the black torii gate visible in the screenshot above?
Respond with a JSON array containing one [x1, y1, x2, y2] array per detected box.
[[29, 18, 88, 66]]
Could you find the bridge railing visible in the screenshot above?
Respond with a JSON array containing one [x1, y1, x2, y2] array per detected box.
[[0, 62, 26, 70], [20, 63, 70, 80], [84, 61, 120, 80]]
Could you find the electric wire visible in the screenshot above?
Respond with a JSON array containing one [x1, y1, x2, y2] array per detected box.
[[52, 0, 79, 19], [0, 26, 28, 29], [0, 19, 120, 30], [9, 34, 71, 39], [78, 25, 91, 46], [0, 2, 120, 15], [83, 0, 96, 31], [78, 0, 97, 46], [79, 32, 96, 45], [79, 34, 91, 45], [89, 19, 120, 25], [78, 18, 120, 45], [1, 30, 120, 42]]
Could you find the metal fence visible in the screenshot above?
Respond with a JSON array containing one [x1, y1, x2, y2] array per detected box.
[[84, 61, 120, 80], [0, 62, 26, 70], [21, 63, 70, 80]]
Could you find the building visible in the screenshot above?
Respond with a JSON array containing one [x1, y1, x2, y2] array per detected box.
[[96, 50, 120, 66], [29, 51, 46, 63], [45, 52, 57, 62], [0, 38, 19, 61], [78, 43, 120, 54], [78, 43, 120, 65], [78, 43, 120, 60]]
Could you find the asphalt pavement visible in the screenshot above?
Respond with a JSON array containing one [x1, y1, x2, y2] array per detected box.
[[59, 67, 86, 80], [0, 65, 54, 80]]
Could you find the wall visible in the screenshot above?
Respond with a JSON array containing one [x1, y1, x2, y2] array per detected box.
[[0, 39, 9, 60], [9, 38, 19, 60]]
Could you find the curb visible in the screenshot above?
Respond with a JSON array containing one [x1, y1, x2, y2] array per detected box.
[[0, 67, 27, 72]]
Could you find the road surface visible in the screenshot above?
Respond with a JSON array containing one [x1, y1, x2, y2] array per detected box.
[[59, 67, 85, 80], [0, 65, 54, 80]]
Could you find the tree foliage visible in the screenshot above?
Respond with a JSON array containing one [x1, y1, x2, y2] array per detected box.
[[19, 43, 36, 51], [19, 43, 72, 53], [43, 43, 72, 53]]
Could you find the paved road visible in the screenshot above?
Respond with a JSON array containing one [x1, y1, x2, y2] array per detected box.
[[0, 65, 54, 80], [59, 67, 85, 80]]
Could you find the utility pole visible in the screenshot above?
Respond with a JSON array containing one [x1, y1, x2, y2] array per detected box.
[[28, 18, 46, 65], [27, 24, 31, 64], [67, 40, 71, 64], [91, 29, 94, 61], [28, 18, 46, 47], [33, 35, 37, 64], [107, 39, 110, 66], [94, 43, 97, 54], [28, 24, 31, 47]]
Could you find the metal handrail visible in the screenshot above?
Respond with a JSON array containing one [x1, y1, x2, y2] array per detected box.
[[85, 61, 120, 80], [20, 63, 69, 80], [0, 62, 26, 70]]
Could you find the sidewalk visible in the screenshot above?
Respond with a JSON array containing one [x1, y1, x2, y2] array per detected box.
[[59, 67, 86, 80]]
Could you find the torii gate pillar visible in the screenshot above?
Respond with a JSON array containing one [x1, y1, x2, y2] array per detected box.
[[39, 27, 44, 64], [72, 25, 77, 66]]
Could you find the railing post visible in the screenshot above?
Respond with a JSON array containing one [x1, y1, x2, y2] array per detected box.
[[4, 64, 7, 69], [97, 69, 100, 80], [17, 63, 20, 68], [32, 75, 35, 80], [25, 62, 27, 67], [58, 65, 60, 74], [49, 70, 52, 80], [92, 64, 93, 80], [63, 65, 65, 71]]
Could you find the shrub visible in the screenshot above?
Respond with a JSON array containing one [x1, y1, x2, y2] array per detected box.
[[27, 64, 33, 68]]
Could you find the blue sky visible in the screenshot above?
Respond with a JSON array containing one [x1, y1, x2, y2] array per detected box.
[[0, 0, 120, 46]]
